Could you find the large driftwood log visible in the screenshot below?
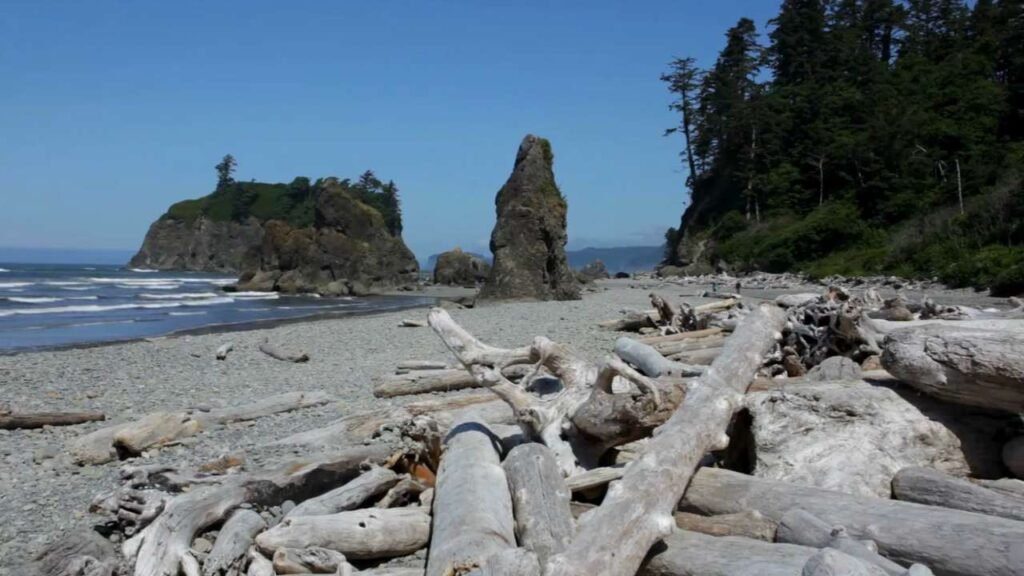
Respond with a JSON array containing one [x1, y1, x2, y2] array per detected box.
[[25, 531, 118, 576], [70, 391, 332, 464], [502, 444, 575, 564], [544, 303, 786, 576], [777, 509, 914, 575], [564, 466, 625, 493], [255, 508, 431, 560], [881, 325, 1024, 412], [0, 410, 105, 430], [683, 467, 1024, 576], [638, 530, 817, 576], [374, 365, 531, 398], [202, 509, 266, 576], [801, 549, 890, 576], [674, 510, 777, 542], [285, 466, 400, 518], [258, 340, 309, 363], [637, 327, 723, 345], [892, 467, 1024, 521], [426, 421, 516, 576], [474, 548, 542, 576], [613, 337, 706, 377], [270, 547, 348, 574], [598, 309, 658, 332], [125, 443, 396, 576]]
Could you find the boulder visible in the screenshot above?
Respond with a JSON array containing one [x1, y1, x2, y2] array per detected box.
[[479, 135, 580, 301], [433, 249, 490, 286], [741, 380, 971, 498], [577, 260, 610, 282]]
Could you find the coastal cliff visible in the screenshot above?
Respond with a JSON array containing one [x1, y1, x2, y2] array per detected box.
[[129, 216, 263, 273]]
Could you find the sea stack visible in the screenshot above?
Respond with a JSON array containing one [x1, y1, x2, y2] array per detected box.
[[479, 135, 580, 301]]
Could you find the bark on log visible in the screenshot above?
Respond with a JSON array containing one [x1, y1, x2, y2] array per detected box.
[[373, 366, 530, 398], [426, 421, 516, 576], [0, 411, 105, 430], [881, 325, 1024, 412], [215, 343, 233, 361], [892, 467, 1024, 521], [638, 530, 817, 576], [502, 444, 575, 564], [202, 509, 266, 576], [614, 337, 706, 377], [256, 508, 430, 560], [683, 467, 1024, 576], [127, 443, 395, 576], [285, 467, 400, 518], [777, 509, 910, 575], [258, 341, 309, 363], [271, 547, 348, 574], [544, 303, 786, 576]]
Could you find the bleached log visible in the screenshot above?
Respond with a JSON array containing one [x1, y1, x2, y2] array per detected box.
[[271, 547, 348, 574], [202, 391, 332, 424], [215, 343, 233, 361], [474, 548, 542, 576], [881, 325, 1024, 412], [502, 444, 574, 563], [181, 552, 202, 576], [246, 548, 273, 576], [258, 340, 309, 363], [801, 549, 889, 576], [400, 319, 427, 327], [674, 510, 777, 541], [396, 360, 449, 371], [637, 327, 723, 345], [1006, 436, 1024, 479], [651, 334, 727, 356], [285, 467, 400, 518], [257, 508, 430, 560], [598, 309, 658, 331], [426, 421, 516, 576], [128, 443, 395, 576], [614, 337, 706, 377], [683, 467, 1024, 576], [373, 365, 530, 398], [360, 569, 424, 576], [696, 297, 740, 313], [26, 531, 118, 576], [564, 466, 625, 493], [977, 477, 1024, 499], [665, 347, 723, 366], [776, 293, 822, 308], [777, 509, 910, 575], [637, 530, 817, 576], [0, 410, 105, 430], [544, 303, 786, 576], [113, 411, 204, 456], [202, 509, 266, 576], [892, 467, 1024, 521]]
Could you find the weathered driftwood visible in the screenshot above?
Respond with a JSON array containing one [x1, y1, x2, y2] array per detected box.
[[373, 365, 531, 398], [502, 444, 575, 564], [881, 325, 1024, 412], [70, 391, 332, 464], [977, 477, 1024, 498], [564, 466, 625, 493], [285, 466, 400, 518], [892, 467, 1024, 521], [674, 510, 777, 542], [474, 548, 542, 576], [1005, 436, 1024, 479], [651, 334, 727, 356], [25, 531, 118, 576], [376, 475, 429, 508], [683, 467, 1024, 576], [202, 509, 266, 576], [544, 303, 786, 576], [742, 380, 969, 498], [0, 410, 105, 430], [124, 443, 396, 576], [215, 343, 233, 361], [258, 340, 309, 363], [638, 529, 817, 576], [271, 547, 348, 574], [396, 360, 450, 371], [801, 549, 890, 576], [399, 319, 427, 327], [614, 337, 706, 377], [598, 309, 658, 331], [426, 421, 516, 576], [256, 507, 430, 560], [776, 293, 822, 309], [246, 548, 273, 576], [665, 347, 722, 366], [777, 509, 913, 575], [637, 327, 723, 345]]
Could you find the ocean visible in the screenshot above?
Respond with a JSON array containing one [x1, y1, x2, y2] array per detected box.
[[0, 263, 434, 353]]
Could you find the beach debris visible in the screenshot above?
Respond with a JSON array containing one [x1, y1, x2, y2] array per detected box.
[[398, 319, 427, 328], [201, 509, 266, 576], [0, 409, 105, 430], [258, 340, 309, 363], [892, 467, 1024, 521], [373, 365, 531, 398], [215, 342, 234, 360]]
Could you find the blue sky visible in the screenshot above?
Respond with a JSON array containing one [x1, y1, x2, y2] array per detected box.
[[0, 1, 780, 261]]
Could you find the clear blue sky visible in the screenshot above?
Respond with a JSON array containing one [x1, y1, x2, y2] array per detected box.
[[0, 1, 779, 261]]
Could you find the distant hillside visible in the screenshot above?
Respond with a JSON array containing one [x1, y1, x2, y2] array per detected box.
[[567, 246, 662, 273]]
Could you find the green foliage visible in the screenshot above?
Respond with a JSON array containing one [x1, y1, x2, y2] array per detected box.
[[662, 0, 1024, 291]]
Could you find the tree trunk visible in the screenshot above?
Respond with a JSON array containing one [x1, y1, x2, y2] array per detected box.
[[202, 509, 266, 576], [638, 530, 817, 576], [892, 467, 1024, 521], [502, 444, 575, 564], [374, 366, 530, 398], [683, 467, 1024, 576], [285, 466, 401, 518], [777, 509, 913, 575], [256, 508, 430, 560], [544, 304, 786, 576], [0, 411, 105, 430], [613, 337, 706, 377]]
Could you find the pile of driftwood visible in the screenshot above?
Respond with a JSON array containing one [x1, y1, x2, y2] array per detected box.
[[34, 289, 1024, 576]]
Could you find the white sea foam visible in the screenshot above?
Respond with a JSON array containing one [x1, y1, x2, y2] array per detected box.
[[60, 286, 94, 291], [232, 292, 280, 299], [7, 297, 63, 304], [44, 281, 88, 286], [0, 296, 235, 317], [130, 268, 158, 273], [115, 283, 179, 290], [0, 282, 33, 289], [139, 292, 218, 300], [0, 268, 9, 272], [168, 311, 208, 316]]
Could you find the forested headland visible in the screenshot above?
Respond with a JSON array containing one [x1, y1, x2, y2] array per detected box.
[[662, 0, 1024, 295]]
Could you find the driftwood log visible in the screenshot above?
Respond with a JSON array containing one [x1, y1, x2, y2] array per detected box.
[[892, 466, 1024, 521], [683, 467, 1024, 576], [270, 547, 348, 574], [258, 340, 309, 363], [215, 343, 233, 361], [374, 365, 531, 398], [201, 509, 266, 576], [502, 443, 575, 564], [285, 466, 400, 518], [255, 507, 431, 560], [777, 509, 922, 575], [613, 337, 706, 377], [0, 410, 105, 430], [544, 303, 786, 576], [881, 325, 1024, 412], [638, 529, 817, 576]]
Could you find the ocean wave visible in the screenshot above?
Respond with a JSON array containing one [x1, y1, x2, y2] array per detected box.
[[60, 286, 94, 291], [44, 281, 88, 286], [7, 297, 62, 304], [168, 311, 208, 316], [232, 292, 280, 299], [115, 283, 179, 290], [130, 268, 158, 273], [0, 282, 33, 289], [0, 268, 9, 272], [139, 292, 218, 300], [0, 296, 235, 317]]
